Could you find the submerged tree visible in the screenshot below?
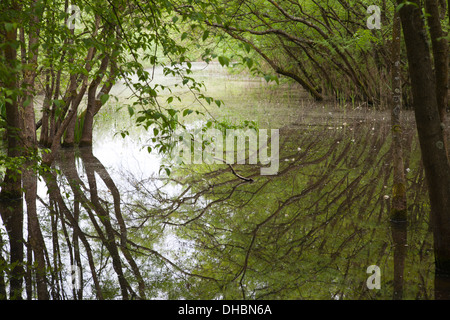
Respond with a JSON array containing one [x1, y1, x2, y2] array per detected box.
[[0, 0, 216, 299], [0, 0, 448, 300], [0, 0, 26, 299]]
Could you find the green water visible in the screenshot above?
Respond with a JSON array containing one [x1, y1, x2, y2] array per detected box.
[[35, 62, 435, 299]]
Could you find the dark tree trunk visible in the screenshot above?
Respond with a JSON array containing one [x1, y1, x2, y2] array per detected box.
[[38, 71, 52, 147], [0, 233, 7, 299], [43, 170, 105, 299], [390, 10, 408, 300], [397, 0, 450, 299], [391, 221, 407, 300], [81, 149, 130, 300], [425, 0, 449, 125], [0, 17, 25, 300], [62, 109, 77, 148], [390, 10, 407, 222], [20, 1, 50, 299], [80, 148, 146, 299]]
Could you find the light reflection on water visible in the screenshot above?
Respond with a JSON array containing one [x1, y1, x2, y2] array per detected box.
[[29, 61, 439, 299]]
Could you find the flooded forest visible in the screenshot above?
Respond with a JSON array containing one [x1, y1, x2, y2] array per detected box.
[[0, 0, 449, 301]]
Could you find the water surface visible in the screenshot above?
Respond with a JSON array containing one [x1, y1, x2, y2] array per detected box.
[[37, 62, 435, 299]]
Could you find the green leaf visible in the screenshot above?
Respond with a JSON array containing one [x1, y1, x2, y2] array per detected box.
[[100, 94, 110, 105], [183, 109, 193, 117], [127, 106, 134, 116], [202, 30, 209, 41], [273, 75, 279, 85], [168, 109, 177, 117], [245, 57, 253, 69], [218, 56, 229, 67]]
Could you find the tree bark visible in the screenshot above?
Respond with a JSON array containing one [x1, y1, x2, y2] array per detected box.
[[390, 11, 407, 222], [38, 70, 53, 147], [390, 10, 408, 300], [21, 0, 50, 299], [397, 0, 450, 299], [0, 233, 7, 299], [391, 221, 407, 300], [425, 0, 449, 125], [0, 15, 25, 300], [79, 55, 109, 147]]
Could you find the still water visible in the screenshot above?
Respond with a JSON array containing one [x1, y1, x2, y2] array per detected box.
[[36, 62, 435, 299]]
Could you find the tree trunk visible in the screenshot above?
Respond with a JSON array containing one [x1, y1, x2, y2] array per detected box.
[[390, 10, 408, 300], [38, 71, 52, 147], [425, 0, 449, 125], [391, 221, 407, 300], [80, 147, 146, 299], [81, 150, 130, 300], [0, 233, 7, 299], [43, 171, 105, 299], [79, 55, 110, 147], [397, 0, 450, 299], [20, 1, 49, 299], [390, 11, 407, 222], [61, 105, 77, 148], [0, 16, 25, 300], [61, 106, 77, 148]]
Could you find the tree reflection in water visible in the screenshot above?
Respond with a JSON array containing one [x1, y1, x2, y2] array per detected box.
[[29, 114, 445, 300]]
